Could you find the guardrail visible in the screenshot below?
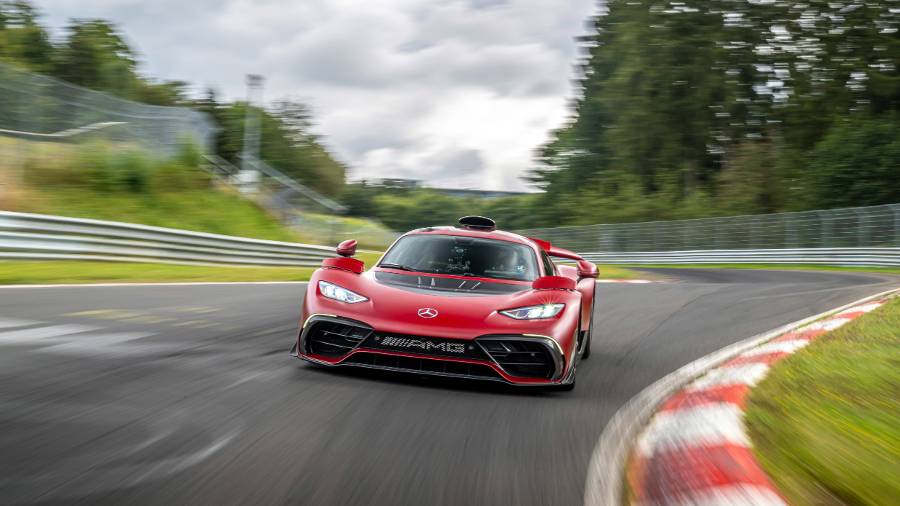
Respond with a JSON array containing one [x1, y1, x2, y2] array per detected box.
[[579, 248, 900, 267], [0, 211, 335, 267]]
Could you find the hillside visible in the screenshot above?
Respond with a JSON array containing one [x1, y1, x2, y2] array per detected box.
[[1, 139, 302, 242]]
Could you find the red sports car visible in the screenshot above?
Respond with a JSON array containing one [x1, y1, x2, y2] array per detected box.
[[291, 216, 599, 390]]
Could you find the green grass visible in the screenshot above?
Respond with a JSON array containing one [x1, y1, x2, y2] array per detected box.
[[745, 297, 900, 506], [624, 263, 900, 275], [0, 261, 316, 284], [1, 137, 349, 244], [0, 253, 383, 285], [21, 187, 303, 243], [595, 264, 655, 280], [0, 253, 380, 285], [0, 256, 645, 285]]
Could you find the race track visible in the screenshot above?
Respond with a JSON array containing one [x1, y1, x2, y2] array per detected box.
[[0, 269, 896, 505]]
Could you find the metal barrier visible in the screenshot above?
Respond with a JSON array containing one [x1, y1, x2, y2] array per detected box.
[[520, 203, 900, 267], [0, 211, 335, 267]]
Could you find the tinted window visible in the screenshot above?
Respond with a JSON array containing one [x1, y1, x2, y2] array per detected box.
[[380, 235, 539, 281]]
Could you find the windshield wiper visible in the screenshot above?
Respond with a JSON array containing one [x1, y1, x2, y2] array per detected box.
[[379, 262, 416, 272]]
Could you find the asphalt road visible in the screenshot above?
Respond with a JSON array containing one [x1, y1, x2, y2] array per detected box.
[[0, 269, 896, 505]]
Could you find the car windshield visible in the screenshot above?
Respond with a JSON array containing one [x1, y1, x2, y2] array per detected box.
[[379, 234, 539, 281]]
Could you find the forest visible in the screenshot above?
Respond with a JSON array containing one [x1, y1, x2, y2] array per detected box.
[[2, 0, 898, 231]]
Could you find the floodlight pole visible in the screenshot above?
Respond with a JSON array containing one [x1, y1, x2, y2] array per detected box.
[[239, 74, 264, 192]]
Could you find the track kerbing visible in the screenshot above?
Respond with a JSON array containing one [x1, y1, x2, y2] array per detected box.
[[627, 296, 893, 505]]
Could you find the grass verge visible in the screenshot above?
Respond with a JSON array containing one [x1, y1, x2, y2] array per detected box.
[[595, 264, 656, 280], [744, 296, 900, 506], [0, 256, 646, 285], [0, 261, 317, 285], [20, 188, 303, 243]]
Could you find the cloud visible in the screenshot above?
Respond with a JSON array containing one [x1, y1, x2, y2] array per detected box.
[[32, 0, 596, 191]]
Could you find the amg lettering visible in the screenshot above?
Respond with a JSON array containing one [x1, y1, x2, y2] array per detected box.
[[381, 336, 466, 354]]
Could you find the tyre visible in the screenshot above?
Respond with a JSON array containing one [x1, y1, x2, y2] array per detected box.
[[581, 301, 593, 359], [581, 329, 592, 359]]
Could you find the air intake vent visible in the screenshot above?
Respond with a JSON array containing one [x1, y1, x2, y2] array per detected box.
[[305, 319, 373, 358], [478, 338, 557, 379], [458, 216, 496, 231]]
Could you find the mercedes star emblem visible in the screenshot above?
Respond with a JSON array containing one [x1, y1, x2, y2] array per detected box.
[[417, 307, 438, 318]]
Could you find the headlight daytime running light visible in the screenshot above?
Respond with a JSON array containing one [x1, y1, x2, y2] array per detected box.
[[499, 303, 564, 320], [318, 280, 368, 304]]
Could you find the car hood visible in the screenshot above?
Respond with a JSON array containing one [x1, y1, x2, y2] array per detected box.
[[309, 268, 580, 340], [372, 270, 531, 296]]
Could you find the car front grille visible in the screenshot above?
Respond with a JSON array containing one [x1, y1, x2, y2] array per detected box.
[[360, 332, 487, 360], [305, 320, 373, 358], [478, 339, 557, 379]]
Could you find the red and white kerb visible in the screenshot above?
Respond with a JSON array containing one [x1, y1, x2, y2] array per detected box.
[[628, 300, 888, 506]]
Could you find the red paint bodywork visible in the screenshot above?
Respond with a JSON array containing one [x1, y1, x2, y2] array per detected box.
[[294, 226, 597, 386]]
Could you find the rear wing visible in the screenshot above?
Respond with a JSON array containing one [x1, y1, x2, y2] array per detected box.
[[528, 237, 583, 261]]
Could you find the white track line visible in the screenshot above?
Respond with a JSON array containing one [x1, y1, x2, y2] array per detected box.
[[0, 279, 655, 289], [0, 281, 308, 289]]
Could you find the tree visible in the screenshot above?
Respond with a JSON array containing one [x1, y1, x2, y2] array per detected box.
[[532, 0, 900, 223], [53, 19, 137, 98], [806, 117, 900, 208], [0, 1, 54, 72]]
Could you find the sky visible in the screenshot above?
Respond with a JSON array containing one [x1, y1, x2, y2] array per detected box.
[[33, 0, 597, 191]]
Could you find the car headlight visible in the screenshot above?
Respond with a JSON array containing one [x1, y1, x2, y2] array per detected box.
[[499, 303, 564, 320], [318, 280, 368, 304]]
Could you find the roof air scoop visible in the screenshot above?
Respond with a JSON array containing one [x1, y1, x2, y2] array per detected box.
[[458, 216, 496, 232]]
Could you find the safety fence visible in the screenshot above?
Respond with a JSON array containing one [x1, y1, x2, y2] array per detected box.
[[579, 248, 900, 267], [0, 211, 335, 267], [521, 203, 900, 267], [0, 61, 215, 156]]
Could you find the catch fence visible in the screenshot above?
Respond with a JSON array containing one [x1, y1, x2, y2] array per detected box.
[[520, 204, 900, 266], [0, 61, 215, 155]]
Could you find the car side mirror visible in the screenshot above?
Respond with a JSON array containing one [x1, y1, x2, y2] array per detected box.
[[532, 275, 576, 291], [336, 239, 357, 257], [577, 260, 599, 279]]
